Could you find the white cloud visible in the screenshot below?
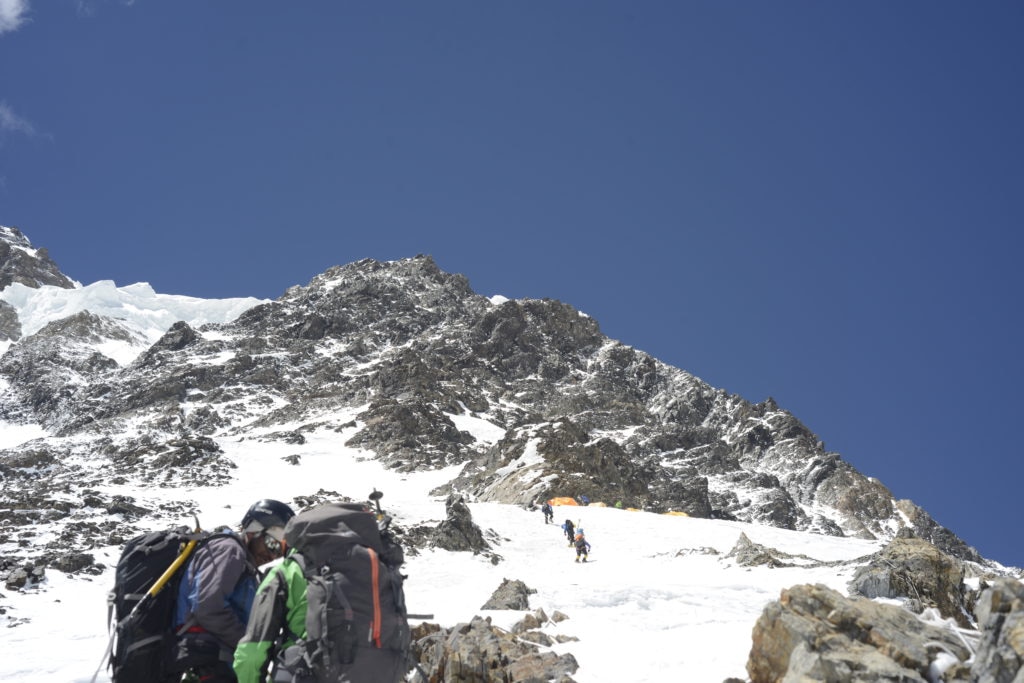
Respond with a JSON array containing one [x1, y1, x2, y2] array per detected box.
[[76, 0, 135, 19], [0, 0, 29, 34], [0, 101, 37, 136]]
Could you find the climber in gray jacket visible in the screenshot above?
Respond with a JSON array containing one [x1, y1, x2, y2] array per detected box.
[[173, 499, 296, 683]]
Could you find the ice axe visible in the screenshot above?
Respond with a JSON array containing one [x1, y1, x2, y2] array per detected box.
[[369, 488, 391, 528], [90, 514, 204, 683]]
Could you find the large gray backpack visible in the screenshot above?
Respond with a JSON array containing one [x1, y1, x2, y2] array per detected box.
[[281, 503, 411, 683]]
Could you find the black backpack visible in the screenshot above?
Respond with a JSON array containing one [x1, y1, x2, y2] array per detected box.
[[280, 503, 411, 683], [107, 526, 213, 683]]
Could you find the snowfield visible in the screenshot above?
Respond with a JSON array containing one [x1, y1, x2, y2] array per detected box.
[[0, 425, 884, 683]]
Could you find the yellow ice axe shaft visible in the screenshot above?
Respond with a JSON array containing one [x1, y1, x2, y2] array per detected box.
[[90, 525, 202, 683], [147, 537, 198, 597]]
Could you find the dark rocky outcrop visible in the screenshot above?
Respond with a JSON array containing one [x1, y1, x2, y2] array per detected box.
[[348, 398, 476, 471], [726, 533, 820, 569], [0, 226, 76, 290], [481, 579, 535, 611], [411, 616, 579, 683], [2, 563, 46, 590], [430, 495, 491, 556], [0, 300, 21, 341]]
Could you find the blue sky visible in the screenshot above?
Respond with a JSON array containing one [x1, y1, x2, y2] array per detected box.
[[2, 2, 1023, 567]]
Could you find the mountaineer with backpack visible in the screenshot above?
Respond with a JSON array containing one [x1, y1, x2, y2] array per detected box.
[[233, 499, 411, 683], [173, 499, 296, 682], [562, 519, 575, 546], [541, 501, 553, 524], [574, 529, 591, 562], [104, 499, 295, 683]]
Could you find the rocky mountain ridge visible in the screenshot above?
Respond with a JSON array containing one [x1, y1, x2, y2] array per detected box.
[[1, 225, 1022, 682], [0, 227, 993, 568]]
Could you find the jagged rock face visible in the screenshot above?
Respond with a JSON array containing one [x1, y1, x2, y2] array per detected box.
[[0, 300, 21, 341], [0, 249, 989, 578], [0, 311, 137, 427], [0, 226, 76, 291], [896, 499, 983, 564], [748, 579, 1024, 683], [348, 398, 476, 471]]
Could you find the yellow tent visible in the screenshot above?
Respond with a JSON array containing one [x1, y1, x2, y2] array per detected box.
[[663, 511, 689, 517], [548, 497, 579, 506], [589, 501, 608, 508]]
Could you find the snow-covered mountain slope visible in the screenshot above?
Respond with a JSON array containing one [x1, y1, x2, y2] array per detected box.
[[1, 420, 885, 682], [0, 228, 997, 563], [0, 225, 1019, 682]]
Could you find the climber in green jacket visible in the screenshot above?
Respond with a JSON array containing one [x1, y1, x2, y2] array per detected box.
[[233, 554, 308, 683]]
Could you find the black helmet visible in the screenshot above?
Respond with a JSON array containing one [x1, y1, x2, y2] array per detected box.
[[241, 499, 295, 533]]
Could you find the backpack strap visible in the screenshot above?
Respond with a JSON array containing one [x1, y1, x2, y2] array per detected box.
[[275, 555, 304, 647], [367, 547, 382, 648]]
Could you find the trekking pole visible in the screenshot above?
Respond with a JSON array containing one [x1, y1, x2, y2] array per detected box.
[[90, 517, 204, 683]]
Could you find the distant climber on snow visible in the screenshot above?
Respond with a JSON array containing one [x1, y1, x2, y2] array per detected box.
[[562, 519, 575, 546], [541, 501, 553, 524], [574, 530, 591, 563]]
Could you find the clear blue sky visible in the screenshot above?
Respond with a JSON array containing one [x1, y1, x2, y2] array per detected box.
[[2, 2, 1022, 567]]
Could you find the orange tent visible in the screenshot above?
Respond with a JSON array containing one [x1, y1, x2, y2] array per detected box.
[[548, 496, 579, 506]]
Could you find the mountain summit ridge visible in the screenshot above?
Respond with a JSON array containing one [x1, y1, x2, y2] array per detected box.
[[0, 226, 993, 571]]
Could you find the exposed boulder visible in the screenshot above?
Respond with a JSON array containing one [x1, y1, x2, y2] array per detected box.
[[48, 552, 97, 575], [430, 495, 491, 555], [747, 583, 973, 682], [727, 533, 796, 568], [411, 616, 579, 683], [848, 536, 971, 628], [511, 608, 551, 634], [481, 578, 535, 611], [3, 563, 46, 591], [972, 578, 1024, 682], [748, 579, 1024, 683]]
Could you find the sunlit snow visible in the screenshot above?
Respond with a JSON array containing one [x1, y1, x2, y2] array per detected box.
[[0, 417, 889, 683], [0, 280, 265, 349]]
